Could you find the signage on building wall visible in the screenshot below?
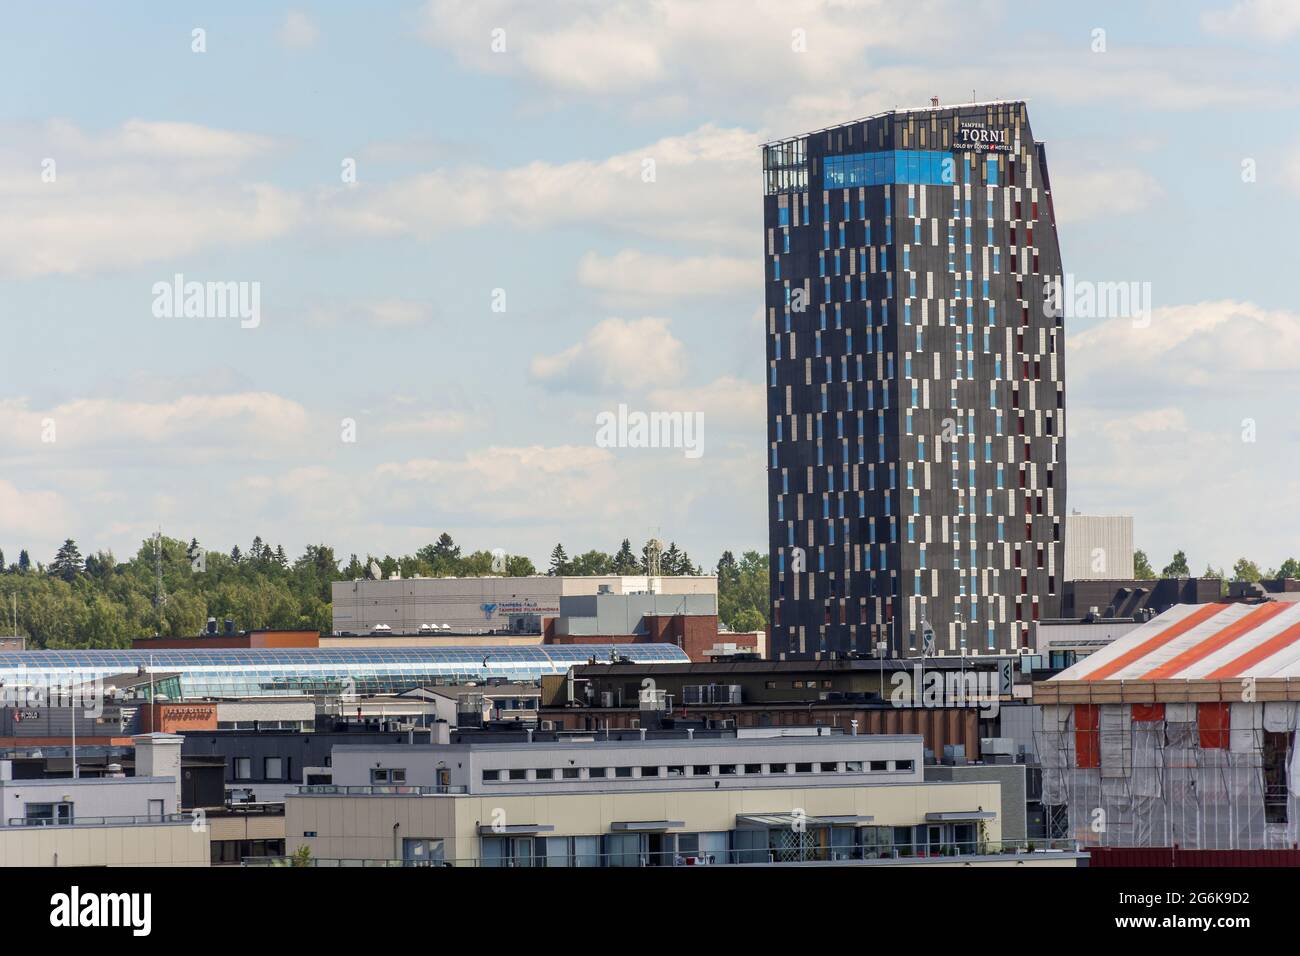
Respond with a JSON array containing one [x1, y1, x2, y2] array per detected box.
[[480, 599, 558, 619], [953, 123, 1011, 153], [164, 706, 214, 721]]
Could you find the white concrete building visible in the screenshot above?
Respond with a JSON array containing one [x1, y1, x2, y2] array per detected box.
[[1064, 515, 1134, 581], [332, 575, 718, 635]]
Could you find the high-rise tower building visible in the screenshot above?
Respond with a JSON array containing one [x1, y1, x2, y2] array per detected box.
[[762, 101, 1066, 659]]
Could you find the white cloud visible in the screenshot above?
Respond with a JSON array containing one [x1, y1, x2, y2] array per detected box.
[[0, 119, 297, 278], [1202, 0, 1300, 41], [375, 445, 625, 522], [0, 480, 73, 541], [418, 0, 942, 98], [531, 317, 687, 392], [1070, 300, 1300, 391], [578, 249, 754, 301], [304, 299, 437, 328], [419, 0, 1295, 128], [279, 11, 320, 50], [0, 393, 311, 453], [647, 375, 764, 429], [380, 410, 476, 437], [1067, 301, 1300, 570], [324, 124, 759, 248], [1050, 164, 1164, 224]]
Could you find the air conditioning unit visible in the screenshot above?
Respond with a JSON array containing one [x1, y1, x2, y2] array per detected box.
[[540, 720, 555, 731]]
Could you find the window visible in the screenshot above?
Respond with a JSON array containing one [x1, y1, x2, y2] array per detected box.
[[614, 767, 634, 778], [795, 763, 814, 773], [895, 760, 915, 772], [535, 768, 556, 780], [561, 767, 580, 779], [820, 762, 839, 772], [769, 763, 788, 774], [482, 770, 500, 782], [403, 838, 445, 865], [744, 764, 763, 775], [639, 767, 660, 778], [870, 760, 888, 771], [234, 757, 252, 780], [24, 801, 73, 826], [719, 764, 738, 775], [508, 769, 527, 781], [692, 765, 713, 776], [371, 768, 406, 784], [667, 766, 685, 777], [264, 757, 284, 781], [845, 761, 864, 772]]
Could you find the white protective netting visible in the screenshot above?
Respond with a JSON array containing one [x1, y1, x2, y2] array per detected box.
[[1034, 701, 1300, 849]]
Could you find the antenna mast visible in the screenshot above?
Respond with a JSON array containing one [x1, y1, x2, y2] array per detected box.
[[152, 530, 167, 630]]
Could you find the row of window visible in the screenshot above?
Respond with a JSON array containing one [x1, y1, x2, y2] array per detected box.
[[481, 759, 914, 783], [481, 821, 982, 867], [233, 756, 289, 781]]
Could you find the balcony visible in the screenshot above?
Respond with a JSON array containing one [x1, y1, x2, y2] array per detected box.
[[6, 813, 191, 828], [296, 784, 466, 796]]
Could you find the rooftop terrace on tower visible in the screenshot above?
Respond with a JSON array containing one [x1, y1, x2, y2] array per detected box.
[[762, 100, 1040, 196]]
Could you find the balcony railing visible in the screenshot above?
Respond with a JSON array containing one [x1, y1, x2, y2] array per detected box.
[[296, 784, 466, 796], [6, 813, 190, 828], [244, 839, 1081, 868]]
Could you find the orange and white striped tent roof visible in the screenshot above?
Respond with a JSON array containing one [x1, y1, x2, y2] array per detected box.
[[1051, 602, 1300, 682]]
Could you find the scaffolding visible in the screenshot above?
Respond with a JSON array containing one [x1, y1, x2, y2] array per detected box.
[[1034, 701, 1300, 850]]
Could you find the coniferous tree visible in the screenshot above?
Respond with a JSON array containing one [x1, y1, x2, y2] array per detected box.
[[613, 538, 638, 574], [50, 539, 84, 582], [547, 544, 569, 576]]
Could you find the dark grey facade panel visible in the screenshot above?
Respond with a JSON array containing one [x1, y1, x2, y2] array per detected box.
[[762, 103, 1066, 659]]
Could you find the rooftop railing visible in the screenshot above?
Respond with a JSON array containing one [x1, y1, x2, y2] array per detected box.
[[6, 813, 190, 828], [244, 839, 1081, 868], [296, 784, 466, 796]]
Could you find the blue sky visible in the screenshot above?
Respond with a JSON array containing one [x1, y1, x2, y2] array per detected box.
[[2, 0, 1299, 574]]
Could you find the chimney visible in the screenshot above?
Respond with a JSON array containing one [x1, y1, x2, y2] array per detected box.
[[223, 618, 235, 636], [132, 733, 184, 813], [930, 95, 940, 107], [206, 617, 218, 636]]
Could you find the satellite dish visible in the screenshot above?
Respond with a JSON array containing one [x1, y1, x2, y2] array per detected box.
[[367, 560, 382, 580], [921, 622, 936, 657]]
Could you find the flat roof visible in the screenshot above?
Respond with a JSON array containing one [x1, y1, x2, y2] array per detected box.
[[762, 99, 1028, 147], [568, 657, 1003, 676], [0, 645, 688, 668], [331, 735, 921, 754]]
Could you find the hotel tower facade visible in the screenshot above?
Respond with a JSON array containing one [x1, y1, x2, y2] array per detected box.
[[762, 101, 1066, 659]]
